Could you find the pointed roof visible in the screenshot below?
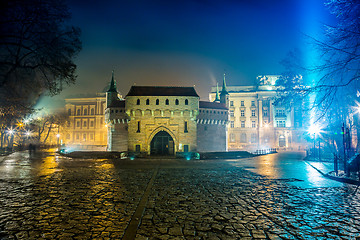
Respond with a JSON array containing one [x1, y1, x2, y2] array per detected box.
[[214, 82, 220, 102], [107, 70, 117, 93], [220, 73, 228, 95]]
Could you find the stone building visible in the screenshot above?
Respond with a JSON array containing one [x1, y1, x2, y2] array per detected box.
[[63, 93, 108, 150], [105, 73, 228, 154], [209, 75, 306, 151]]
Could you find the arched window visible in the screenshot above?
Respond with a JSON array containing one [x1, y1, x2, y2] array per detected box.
[[146, 99, 150, 105], [68, 109, 71, 116], [84, 121, 87, 127], [77, 109, 81, 115], [165, 99, 169, 105], [240, 133, 247, 143], [175, 99, 179, 105], [90, 108, 94, 115], [84, 109, 87, 115], [185, 99, 188, 105], [137, 99, 140, 105], [156, 99, 159, 105]]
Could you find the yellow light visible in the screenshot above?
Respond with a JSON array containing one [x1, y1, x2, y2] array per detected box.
[[264, 123, 269, 128]]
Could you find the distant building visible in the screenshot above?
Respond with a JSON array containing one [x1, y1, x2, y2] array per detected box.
[[63, 93, 108, 150], [209, 75, 306, 151], [105, 72, 228, 154]]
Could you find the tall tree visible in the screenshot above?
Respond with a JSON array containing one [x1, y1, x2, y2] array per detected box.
[[0, 0, 81, 109]]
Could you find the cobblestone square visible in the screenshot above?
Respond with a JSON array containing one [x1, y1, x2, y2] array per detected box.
[[0, 151, 360, 239]]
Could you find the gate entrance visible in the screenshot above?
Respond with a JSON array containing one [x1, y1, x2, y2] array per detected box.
[[150, 131, 174, 155]]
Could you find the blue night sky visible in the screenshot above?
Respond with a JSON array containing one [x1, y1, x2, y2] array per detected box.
[[44, 0, 335, 106]]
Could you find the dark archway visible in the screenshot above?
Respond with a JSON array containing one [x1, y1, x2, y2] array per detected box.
[[150, 131, 174, 155]]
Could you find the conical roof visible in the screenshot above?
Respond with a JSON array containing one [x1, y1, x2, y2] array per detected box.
[[107, 70, 117, 93]]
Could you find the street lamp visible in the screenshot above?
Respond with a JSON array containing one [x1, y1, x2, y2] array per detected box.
[[308, 124, 322, 160]]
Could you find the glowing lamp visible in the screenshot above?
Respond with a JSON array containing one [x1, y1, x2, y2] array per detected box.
[[308, 124, 321, 136], [56, 134, 60, 138]]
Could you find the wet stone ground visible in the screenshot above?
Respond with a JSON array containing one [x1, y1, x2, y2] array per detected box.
[[0, 151, 360, 239]]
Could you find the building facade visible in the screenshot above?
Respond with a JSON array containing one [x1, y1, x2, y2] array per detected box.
[[210, 75, 306, 151], [63, 94, 108, 150], [105, 73, 228, 154]]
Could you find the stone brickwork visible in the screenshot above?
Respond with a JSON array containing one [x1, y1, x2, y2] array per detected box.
[[126, 96, 199, 154], [197, 102, 228, 152], [105, 106, 128, 152]]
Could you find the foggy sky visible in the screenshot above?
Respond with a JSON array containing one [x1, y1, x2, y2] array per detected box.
[[37, 0, 334, 110]]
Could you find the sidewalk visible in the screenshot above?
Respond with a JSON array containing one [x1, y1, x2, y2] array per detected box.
[[305, 158, 360, 186]]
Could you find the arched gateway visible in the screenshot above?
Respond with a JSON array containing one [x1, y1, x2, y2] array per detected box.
[[150, 131, 174, 155]]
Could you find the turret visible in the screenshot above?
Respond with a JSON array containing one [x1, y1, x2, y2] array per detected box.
[[106, 70, 119, 108], [220, 73, 229, 107], [214, 83, 220, 103]]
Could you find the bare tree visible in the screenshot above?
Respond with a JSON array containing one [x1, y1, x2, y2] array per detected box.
[[0, 0, 81, 109]]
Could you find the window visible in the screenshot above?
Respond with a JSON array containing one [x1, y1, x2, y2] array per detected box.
[[251, 109, 256, 117], [241, 101, 244, 107], [115, 110, 118, 113], [241, 110, 245, 117], [84, 109, 87, 115], [83, 121, 87, 127], [251, 133, 257, 143], [156, 99, 159, 105], [230, 110, 234, 117], [111, 110, 114, 113], [230, 133, 235, 142], [204, 126, 207, 131], [83, 134, 86, 141], [263, 109, 268, 117], [77, 109, 81, 115], [185, 99, 188, 105], [91, 108, 95, 115], [137, 121, 140, 133], [279, 135, 286, 147], [241, 121, 245, 128], [175, 99, 179, 105], [135, 145, 141, 152], [146, 99, 150, 105], [251, 101, 255, 107], [276, 109, 286, 117], [90, 133, 94, 140], [76, 133, 80, 140], [252, 121, 256, 128], [67, 121, 70, 127], [165, 99, 169, 105], [184, 121, 188, 133], [183, 145, 189, 152], [90, 121, 94, 127], [137, 99, 140, 105], [66, 134, 70, 139], [68, 109, 71, 116], [230, 121, 234, 128], [76, 121, 80, 127], [240, 133, 247, 143], [230, 101, 234, 107], [276, 120, 286, 127]]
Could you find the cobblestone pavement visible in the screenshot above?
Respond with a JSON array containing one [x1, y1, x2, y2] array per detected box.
[[0, 150, 360, 239]]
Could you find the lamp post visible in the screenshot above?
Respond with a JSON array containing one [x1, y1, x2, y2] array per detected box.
[[342, 123, 347, 175], [308, 124, 321, 160]]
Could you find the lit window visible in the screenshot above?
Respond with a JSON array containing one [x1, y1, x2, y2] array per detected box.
[[91, 108, 95, 115], [76, 133, 80, 140], [76, 121, 80, 127], [276, 120, 286, 127], [90, 133, 94, 140], [252, 121, 256, 128], [83, 134, 86, 141], [90, 121, 94, 127], [230, 133, 235, 142]]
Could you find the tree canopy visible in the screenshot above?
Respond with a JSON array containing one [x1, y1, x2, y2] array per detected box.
[[0, 0, 81, 110]]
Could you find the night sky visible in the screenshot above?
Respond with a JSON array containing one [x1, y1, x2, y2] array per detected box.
[[38, 0, 334, 109]]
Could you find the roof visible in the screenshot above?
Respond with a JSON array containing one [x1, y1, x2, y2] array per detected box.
[[108, 100, 125, 108], [199, 101, 228, 110], [126, 86, 199, 97]]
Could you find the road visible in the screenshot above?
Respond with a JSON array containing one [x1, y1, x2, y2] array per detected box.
[[0, 150, 359, 239]]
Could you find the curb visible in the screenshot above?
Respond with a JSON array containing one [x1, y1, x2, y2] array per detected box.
[[305, 161, 360, 186]]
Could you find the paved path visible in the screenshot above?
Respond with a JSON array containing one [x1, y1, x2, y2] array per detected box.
[[0, 150, 360, 239]]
